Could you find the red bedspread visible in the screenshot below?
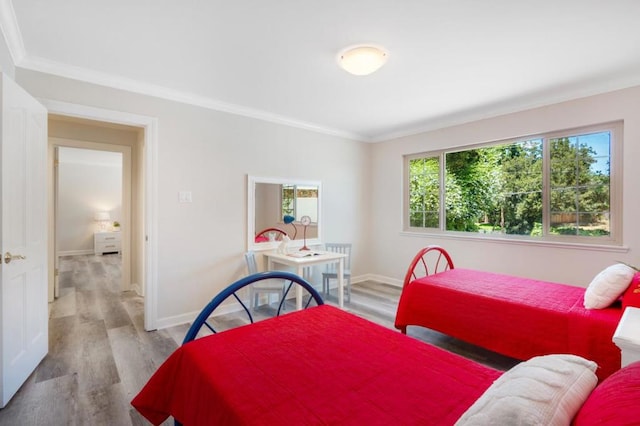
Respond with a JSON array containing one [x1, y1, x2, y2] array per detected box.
[[132, 305, 501, 425], [395, 268, 621, 380]]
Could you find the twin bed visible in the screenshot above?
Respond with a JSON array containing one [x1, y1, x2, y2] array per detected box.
[[133, 258, 640, 425], [133, 304, 502, 425], [394, 246, 631, 381]]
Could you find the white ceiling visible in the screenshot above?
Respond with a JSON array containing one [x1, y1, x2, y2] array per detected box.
[[3, 0, 640, 142]]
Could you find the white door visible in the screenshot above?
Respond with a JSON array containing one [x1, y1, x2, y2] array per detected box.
[[0, 74, 48, 407]]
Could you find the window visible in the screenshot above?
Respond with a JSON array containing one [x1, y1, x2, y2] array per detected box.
[[281, 184, 319, 223], [405, 123, 620, 244], [408, 156, 441, 228]]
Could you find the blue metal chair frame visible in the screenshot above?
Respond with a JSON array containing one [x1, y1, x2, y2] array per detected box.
[[182, 271, 324, 344]]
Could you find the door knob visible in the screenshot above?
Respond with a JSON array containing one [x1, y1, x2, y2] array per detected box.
[[4, 252, 26, 264]]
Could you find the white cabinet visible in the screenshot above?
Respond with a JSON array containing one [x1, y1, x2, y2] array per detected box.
[[94, 231, 121, 255]]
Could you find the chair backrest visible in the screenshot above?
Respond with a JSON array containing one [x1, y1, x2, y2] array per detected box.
[[324, 243, 352, 270], [245, 251, 259, 274]]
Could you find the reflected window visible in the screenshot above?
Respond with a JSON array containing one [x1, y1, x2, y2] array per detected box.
[[282, 184, 318, 223]]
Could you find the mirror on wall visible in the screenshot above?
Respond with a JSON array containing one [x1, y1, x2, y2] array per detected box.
[[247, 176, 322, 251]]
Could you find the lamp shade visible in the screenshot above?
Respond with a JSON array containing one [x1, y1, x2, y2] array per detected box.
[[283, 215, 297, 239], [94, 211, 111, 221], [338, 45, 388, 76]]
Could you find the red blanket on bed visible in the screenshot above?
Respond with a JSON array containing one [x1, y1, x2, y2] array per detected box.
[[395, 268, 621, 380], [132, 305, 501, 425]]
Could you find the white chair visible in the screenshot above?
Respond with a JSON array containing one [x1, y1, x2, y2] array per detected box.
[[321, 243, 352, 303], [244, 251, 287, 311]]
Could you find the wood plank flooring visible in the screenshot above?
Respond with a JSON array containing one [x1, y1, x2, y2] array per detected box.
[[0, 255, 518, 425]]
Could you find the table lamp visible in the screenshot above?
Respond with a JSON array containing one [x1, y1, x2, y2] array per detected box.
[[94, 211, 111, 231]]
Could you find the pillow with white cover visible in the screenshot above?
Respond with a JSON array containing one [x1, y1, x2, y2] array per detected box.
[[583, 263, 636, 309], [455, 354, 598, 426]]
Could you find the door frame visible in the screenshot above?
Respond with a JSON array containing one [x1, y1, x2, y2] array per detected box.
[[41, 99, 159, 331]]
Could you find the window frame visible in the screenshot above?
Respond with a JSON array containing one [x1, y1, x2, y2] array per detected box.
[[280, 184, 319, 224], [403, 122, 623, 246]]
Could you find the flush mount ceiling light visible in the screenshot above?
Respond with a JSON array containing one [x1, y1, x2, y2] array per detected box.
[[337, 45, 388, 76]]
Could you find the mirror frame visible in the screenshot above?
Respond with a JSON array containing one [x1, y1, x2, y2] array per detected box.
[[247, 175, 322, 251]]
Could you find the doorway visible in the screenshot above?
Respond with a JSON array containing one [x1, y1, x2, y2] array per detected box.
[[48, 115, 136, 297], [54, 144, 129, 297], [43, 101, 159, 331]]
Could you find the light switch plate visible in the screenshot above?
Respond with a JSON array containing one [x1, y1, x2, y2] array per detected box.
[[179, 191, 192, 203]]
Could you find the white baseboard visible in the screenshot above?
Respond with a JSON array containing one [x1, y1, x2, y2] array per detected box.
[[352, 273, 402, 287], [155, 300, 246, 331], [318, 274, 403, 295]]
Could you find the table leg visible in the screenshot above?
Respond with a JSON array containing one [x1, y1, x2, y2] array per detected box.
[[296, 265, 303, 310], [338, 258, 344, 308]]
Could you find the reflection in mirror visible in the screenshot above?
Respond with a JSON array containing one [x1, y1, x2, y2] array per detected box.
[[248, 176, 322, 251]]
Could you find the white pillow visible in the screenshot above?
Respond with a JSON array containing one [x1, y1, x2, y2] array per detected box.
[[584, 263, 635, 309], [455, 354, 598, 426]]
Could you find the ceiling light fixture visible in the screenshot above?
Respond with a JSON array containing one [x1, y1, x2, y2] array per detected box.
[[337, 45, 388, 76]]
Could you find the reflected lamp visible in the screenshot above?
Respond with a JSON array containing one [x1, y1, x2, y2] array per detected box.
[[283, 215, 297, 239]]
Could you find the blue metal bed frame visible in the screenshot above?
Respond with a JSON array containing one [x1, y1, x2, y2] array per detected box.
[[174, 271, 324, 425]]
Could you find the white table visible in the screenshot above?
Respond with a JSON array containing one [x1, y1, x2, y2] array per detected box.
[[613, 306, 640, 367], [264, 250, 348, 309]]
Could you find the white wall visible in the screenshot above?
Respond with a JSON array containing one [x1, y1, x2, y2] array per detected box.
[[370, 85, 640, 287], [57, 148, 122, 254], [0, 32, 15, 78], [17, 62, 639, 326], [16, 69, 370, 326]]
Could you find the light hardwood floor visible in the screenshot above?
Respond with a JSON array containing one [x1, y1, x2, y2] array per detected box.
[[0, 255, 518, 425]]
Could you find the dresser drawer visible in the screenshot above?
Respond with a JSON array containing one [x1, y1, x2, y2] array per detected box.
[[94, 232, 122, 255]]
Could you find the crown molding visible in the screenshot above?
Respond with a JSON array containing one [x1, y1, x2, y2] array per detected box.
[[18, 54, 369, 142], [0, 0, 25, 64], [4, 0, 640, 145], [17, 49, 640, 146], [371, 73, 640, 143], [0, 0, 366, 141]]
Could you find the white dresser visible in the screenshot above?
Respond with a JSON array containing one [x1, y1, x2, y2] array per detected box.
[[94, 231, 121, 255]]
